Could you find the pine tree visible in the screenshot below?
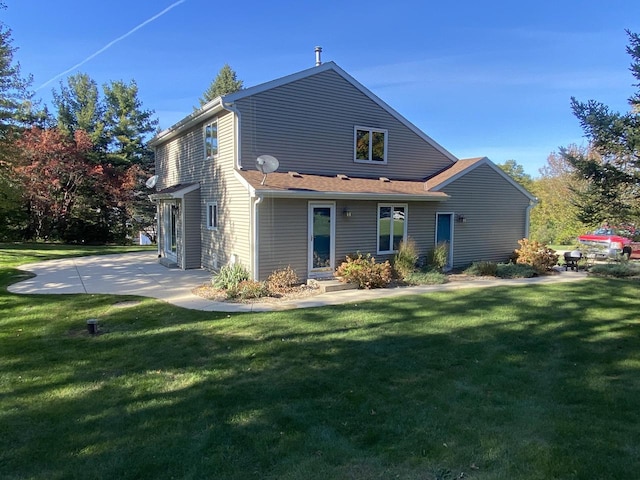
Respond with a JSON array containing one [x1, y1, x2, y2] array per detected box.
[[198, 64, 243, 107], [562, 30, 640, 226]]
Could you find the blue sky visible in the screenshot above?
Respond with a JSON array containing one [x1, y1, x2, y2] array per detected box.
[[4, 0, 640, 176]]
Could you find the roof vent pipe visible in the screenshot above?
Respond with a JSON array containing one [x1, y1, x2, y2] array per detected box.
[[315, 46, 322, 66]]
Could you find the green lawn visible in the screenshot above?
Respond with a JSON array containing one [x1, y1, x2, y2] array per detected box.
[[1, 246, 639, 479]]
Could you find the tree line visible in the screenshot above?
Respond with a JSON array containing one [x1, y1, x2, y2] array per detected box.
[[502, 30, 640, 244]]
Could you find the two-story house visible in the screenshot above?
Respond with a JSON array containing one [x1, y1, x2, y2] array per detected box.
[[149, 60, 536, 281]]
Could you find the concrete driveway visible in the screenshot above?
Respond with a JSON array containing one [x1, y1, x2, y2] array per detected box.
[[8, 251, 590, 312], [7, 251, 221, 311]]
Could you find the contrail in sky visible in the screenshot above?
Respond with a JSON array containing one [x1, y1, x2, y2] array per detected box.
[[37, 0, 186, 91]]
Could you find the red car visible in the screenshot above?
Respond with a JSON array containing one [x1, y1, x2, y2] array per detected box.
[[578, 227, 640, 259]]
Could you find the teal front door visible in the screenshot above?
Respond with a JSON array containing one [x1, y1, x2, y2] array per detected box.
[[436, 213, 453, 270]]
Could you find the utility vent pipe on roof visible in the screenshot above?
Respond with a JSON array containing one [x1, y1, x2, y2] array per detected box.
[[315, 46, 322, 66]]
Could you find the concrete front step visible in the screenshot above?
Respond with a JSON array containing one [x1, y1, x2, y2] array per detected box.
[[307, 278, 358, 293]]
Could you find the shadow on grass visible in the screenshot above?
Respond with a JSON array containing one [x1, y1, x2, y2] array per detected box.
[[1, 278, 639, 479]]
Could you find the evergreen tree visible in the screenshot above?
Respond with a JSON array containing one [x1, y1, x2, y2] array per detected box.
[[562, 30, 640, 226], [0, 3, 36, 239], [198, 64, 243, 107], [103, 79, 157, 167], [52, 73, 106, 150]]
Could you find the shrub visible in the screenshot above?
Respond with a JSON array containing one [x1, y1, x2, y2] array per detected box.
[[589, 263, 640, 278], [427, 242, 449, 272], [514, 238, 558, 273], [335, 252, 392, 289], [393, 238, 419, 279], [495, 263, 537, 279], [213, 263, 249, 290], [403, 270, 448, 285], [464, 261, 498, 277], [267, 266, 299, 294], [226, 280, 269, 300]]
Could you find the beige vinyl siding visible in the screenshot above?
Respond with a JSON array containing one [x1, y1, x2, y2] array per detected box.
[[183, 190, 201, 269], [257, 198, 308, 280], [439, 164, 531, 267], [154, 110, 252, 271], [235, 69, 453, 180], [256, 198, 445, 281], [200, 111, 252, 271]]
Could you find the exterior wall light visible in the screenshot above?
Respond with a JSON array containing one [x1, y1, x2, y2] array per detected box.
[[343, 207, 352, 217], [456, 214, 466, 223]]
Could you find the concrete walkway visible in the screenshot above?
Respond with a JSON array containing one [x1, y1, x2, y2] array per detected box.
[[8, 252, 590, 312]]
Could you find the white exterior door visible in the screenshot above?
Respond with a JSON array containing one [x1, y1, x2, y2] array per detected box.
[[163, 203, 178, 261], [308, 202, 335, 278]]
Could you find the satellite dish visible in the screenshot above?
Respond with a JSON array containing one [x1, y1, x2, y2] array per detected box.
[[145, 175, 158, 189], [256, 155, 279, 185]]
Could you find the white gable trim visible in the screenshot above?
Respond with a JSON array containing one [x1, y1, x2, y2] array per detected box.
[[430, 157, 537, 202]]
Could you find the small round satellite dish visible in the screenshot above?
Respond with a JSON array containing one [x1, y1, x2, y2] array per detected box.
[[256, 155, 279, 174], [145, 175, 158, 189]]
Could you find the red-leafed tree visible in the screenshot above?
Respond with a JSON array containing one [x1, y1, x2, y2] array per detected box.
[[15, 127, 103, 239]]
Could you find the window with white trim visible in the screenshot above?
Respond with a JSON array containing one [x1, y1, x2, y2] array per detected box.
[[206, 201, 218, 230], [354, 126, 387, 164], [377, 204, 407, 254], [204, 120, 218, 160]]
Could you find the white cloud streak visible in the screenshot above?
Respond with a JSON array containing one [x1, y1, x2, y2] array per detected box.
[[37, 0, 186, 91]]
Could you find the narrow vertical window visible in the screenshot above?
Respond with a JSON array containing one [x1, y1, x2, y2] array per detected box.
[[206, 201, 218, 230], [377, 204, 407, 254], [204, 120, 218, 160]]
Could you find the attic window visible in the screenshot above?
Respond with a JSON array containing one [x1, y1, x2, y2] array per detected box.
[[354, 126, 387, 164]]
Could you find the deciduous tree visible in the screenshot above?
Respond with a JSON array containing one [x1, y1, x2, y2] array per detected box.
[[529, 149, 586, 244], [15, 127, 101, 239]]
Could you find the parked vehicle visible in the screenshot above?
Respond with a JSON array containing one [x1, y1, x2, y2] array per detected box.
[[578, 227, 640, 259]]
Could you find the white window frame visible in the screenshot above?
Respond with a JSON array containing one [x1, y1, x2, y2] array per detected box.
[[377, 203, 408, 254], [354, 126, 388, 164], [206, 201, 218, 230], [204, 119, 218, 160]]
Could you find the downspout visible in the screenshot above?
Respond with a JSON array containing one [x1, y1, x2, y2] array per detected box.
[[222, 100, 242, 170], [525, 198, 538, 239], [252, 196, 263, 281]]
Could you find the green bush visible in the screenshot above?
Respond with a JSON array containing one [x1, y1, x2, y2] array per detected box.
[[335, 252, 392, 289], [267, 266, 299, 294], [464, 261, 498, 277], [393, 238, 419, 279], [427, 242, 449, 272], [226, 280, 269, 300], [212, 263, 250, 290], [514, 238, 558, 273], [403, 270, 448, 285], [495, 263, 537, 279], [589, 263, 640, 278]]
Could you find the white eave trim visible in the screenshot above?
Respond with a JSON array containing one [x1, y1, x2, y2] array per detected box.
[[149, 98, 225, 147], [149, 183, 200, 201]]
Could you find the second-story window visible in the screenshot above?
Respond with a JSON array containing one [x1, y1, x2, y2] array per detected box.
[[204, 120, 218, 160], [354, 126, 387, 164]]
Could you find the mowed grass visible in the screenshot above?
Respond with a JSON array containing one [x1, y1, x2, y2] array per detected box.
[[1, 246, 640, 479]]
